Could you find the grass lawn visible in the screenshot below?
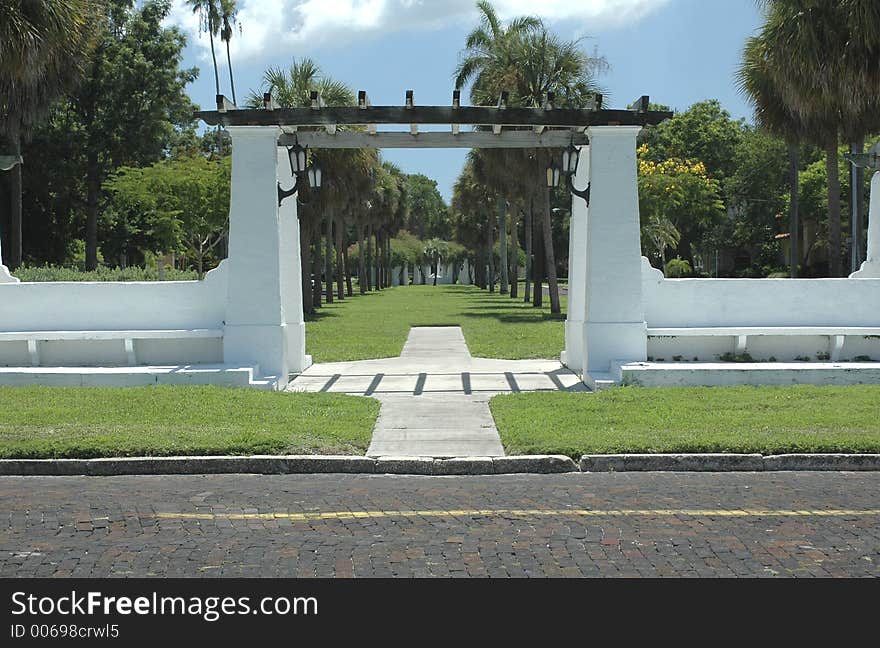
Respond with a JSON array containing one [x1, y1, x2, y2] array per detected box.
[[0, 386, 379, 459], [306, 285, 566, 362], [491, 385, 880, 458]]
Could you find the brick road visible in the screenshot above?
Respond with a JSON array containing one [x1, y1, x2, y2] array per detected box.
[[0, 473, 878, 577]]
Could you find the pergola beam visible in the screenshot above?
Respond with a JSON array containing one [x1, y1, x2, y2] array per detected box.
[[279, 131, 590, 149], [198, 105, 672, 128]]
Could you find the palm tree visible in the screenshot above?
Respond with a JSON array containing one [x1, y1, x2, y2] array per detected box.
[[755, 0, 880, 276], [247, 59, 357, 313], [186, 0, 222, 98], [219, 0, 238, 105], [0, 0, 100, 270], [455, 6, 605, 313], [738, 34, 808, 277]]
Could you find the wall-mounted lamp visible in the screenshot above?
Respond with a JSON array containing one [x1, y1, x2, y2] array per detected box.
[[548, 143, 590, 203], [278, 144, 322, 206]]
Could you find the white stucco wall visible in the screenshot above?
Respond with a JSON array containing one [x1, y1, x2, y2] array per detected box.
[[0, 262, 227, 331], [642, 257, 880, 327]]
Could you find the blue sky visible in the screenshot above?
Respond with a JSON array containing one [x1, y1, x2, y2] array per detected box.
[[168, 0, 763, 201]]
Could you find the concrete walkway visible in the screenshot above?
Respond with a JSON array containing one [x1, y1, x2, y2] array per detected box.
[[289, 327, 586, 458]]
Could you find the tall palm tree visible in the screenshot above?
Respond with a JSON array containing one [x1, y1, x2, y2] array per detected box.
[[455, 6, 605, 313], [219, 0, 238, 105], [756, 0, 880, 276], [186, 0, 222, 98], [247, 59, 368, 313], [737, 34, 808, 277], [0, 0, 101, 270]]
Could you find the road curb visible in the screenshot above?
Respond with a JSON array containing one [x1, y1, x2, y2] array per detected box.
[[0, 454, 877, 476], [0, 455, 579, 477], [579, 453, 880, 472]]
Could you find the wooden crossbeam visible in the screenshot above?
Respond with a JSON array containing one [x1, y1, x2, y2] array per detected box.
[[494, 91, 508, 134], [452, 90, 461, 135], [359, 91, 376, 134], [198, 105, 672, 128], [279, 130, 590, 149]]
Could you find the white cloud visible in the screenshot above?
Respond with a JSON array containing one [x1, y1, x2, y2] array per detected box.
[[167, 0, 671, 63]]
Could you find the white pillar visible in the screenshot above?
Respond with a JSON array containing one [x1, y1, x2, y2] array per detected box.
[[852, 171, 880, 278], [413, 264, 422, 284], [581, 126, 647, 382], [562, 145, 589, 372], [277, 144, 311, 373], [223, 126, 290, 385], [391, 267, 401, 286]]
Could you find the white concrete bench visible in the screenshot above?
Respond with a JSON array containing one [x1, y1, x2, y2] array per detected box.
[[647, 326, 880, 362], [0, 329, 223, 367]]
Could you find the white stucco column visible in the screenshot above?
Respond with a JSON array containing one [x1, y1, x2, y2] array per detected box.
[[223, 126, 290, 384], [852, 171, 880, 278], [277, 144, 311, 373], [580, 126, 647, 381], [561, 145, 589, 373]]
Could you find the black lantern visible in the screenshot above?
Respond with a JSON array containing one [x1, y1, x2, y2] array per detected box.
[[562, 143, 580, 176], [288, 144, 308, 175]]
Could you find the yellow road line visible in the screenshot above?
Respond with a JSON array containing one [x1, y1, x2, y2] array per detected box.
[[156, 508, 880, 522]]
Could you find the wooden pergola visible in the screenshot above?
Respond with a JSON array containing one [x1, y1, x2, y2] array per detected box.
[[198, 91, 671, 149]]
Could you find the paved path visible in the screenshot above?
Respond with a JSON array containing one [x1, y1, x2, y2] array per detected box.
[[289, 327, 586, 457], [2, 473, 878, 578]]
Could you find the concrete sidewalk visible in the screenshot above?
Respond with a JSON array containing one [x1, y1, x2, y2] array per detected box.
[[289, 326, 587, 457]]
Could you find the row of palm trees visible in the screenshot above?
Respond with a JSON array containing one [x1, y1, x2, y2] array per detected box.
[[450, 1, 606, 314], [738, 0, 880, 277], [246, 60, 410, 314]]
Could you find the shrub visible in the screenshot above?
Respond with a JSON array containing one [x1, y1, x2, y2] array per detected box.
[[664, 257, 694, 278], [13, 265, 200, 283]]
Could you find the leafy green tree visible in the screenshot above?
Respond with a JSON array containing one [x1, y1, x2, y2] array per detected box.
[[637, 145, 725, 270], [0, 0, 102, 269], [36, 0, 198, 270], [104, 155, 230, 277], [405, 175, 449, 239], [642, 100, 744, 193]]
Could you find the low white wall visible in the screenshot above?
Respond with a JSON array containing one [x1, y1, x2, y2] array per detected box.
[[0, 262, 227, 331], [641, 258, 880, 361], [0, 263, 228, 367], [642, 258, 880, 327]]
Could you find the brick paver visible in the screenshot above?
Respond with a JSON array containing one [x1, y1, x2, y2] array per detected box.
[[0, 473, 878, 577]]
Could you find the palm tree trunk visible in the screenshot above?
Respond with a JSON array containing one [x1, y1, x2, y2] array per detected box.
[[345, 252, 353, 297], [366, 224, 373, 291], [788, 142, 800, 278], [542, 183, 561, 314], [524, 197, 533, 302], [488, 225, 495, 293], [225, 37, 236, 105], [826, 140, 842, 277], [336, 215, 345, 300], [510, 209, 519, 299], [357, 223, 366, 294], [533, 211, 543, 308], [85, 149, 100, 271], [312, 229, 322, 308], [324, 213, 333, 303], [208, 31, 221, 96], [300, 221, 314, 314], [498, 198, 508, 294]]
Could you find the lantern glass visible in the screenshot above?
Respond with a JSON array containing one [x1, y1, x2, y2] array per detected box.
[[289, 145, 308, 174], [309, 165, 323, 189], [566, 144, 580, 174], [546, 166, 560, 188]]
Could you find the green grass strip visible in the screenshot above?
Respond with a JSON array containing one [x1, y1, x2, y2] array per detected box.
[[491, 385, 880, 458], [0, 386, 379, 459]]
